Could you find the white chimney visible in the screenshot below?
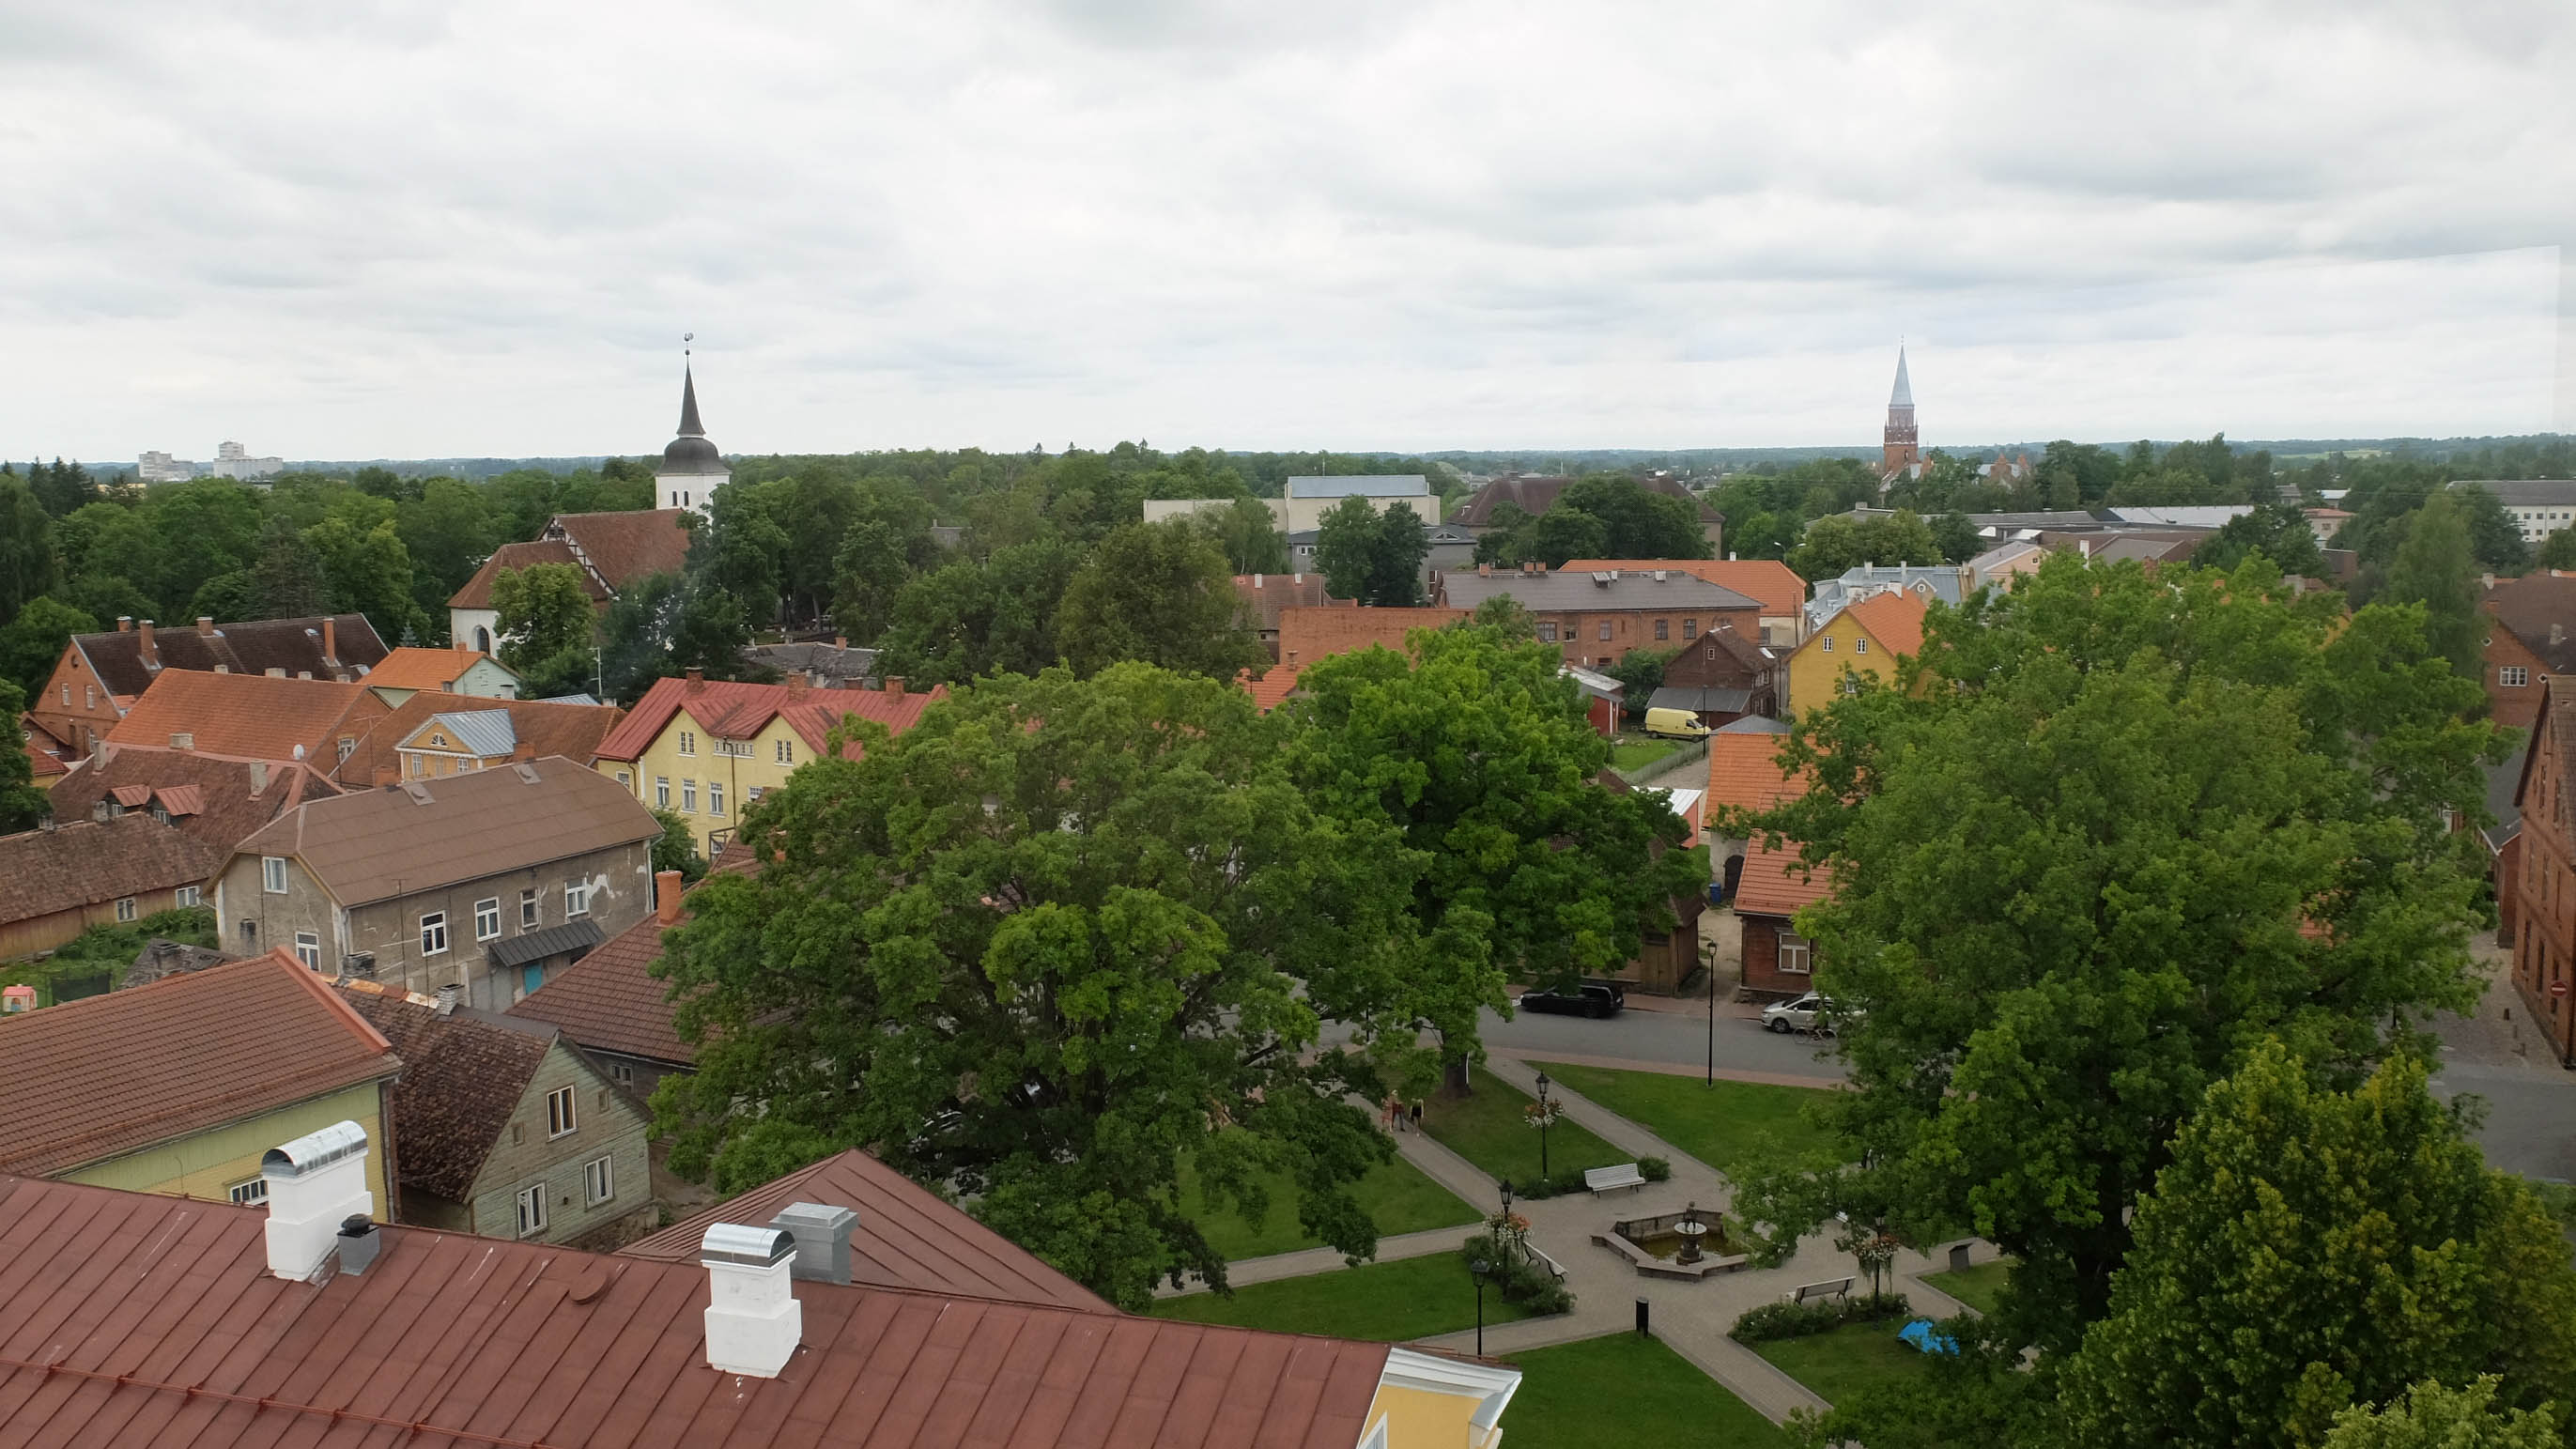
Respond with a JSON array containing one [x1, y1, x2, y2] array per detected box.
[[771, 1201, 858, 1285], [261, 1120, 374, 1281], [702, 1223, 802, 1378], [249, 760, 269, 794]]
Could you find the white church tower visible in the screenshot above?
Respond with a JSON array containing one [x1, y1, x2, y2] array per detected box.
[[657, 348, 730, 515]]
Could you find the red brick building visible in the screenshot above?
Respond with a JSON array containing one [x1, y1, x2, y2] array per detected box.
[[2509, 681, 2576, 1065], [2480, 572, 2576, 732], [1435, 565, 1762, 671]]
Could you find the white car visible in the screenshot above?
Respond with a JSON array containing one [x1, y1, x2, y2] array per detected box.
[[1761, 993, 1856, 1034]]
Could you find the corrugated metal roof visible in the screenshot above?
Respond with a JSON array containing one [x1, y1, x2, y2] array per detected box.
[[427, 708, 517, 758], [1649, 686, 1751, 714], [486, 918, 606, 969]]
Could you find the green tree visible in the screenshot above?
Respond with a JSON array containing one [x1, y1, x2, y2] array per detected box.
[[1056, 521, 1266, 680], [872, 538, 1080, 687], [0, 681, 49, 832], [0, 597, 97, 700], [1930, 511, 1982, 564], [1313, 499, 1430, 607], [2535, 528, 2576, 572], [2383, 490, 2483, 677], [1604, 644, 1680, 722], [489, 562, 595, 673], [826, 480, 937, 642], [2323, 1379, 2566, 1449], [144, 482, 264, 616], [2198, 502, 2327, 578], [652, 664, 1421, 1307], [698, 491, 791, 630], [0, 477, 55, 627], [652, 807, 708, 884], [395, 478, 497, 624], [1284, 623, 1704, 1090], [306, 516, 421, 648], [1193, 496, 1289, 576], [2449, 485, 2532, 574], [1727, 552, 2501, 1365], [250, 516, 331, 619], [28, 457, 100, 517], [1553, 475, 1711, 560], [2059, 1044, 2576, 1448]]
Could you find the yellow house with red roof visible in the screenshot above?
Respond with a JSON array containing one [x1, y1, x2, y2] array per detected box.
[[1783, 590, 1929, 717], [592, 671, 947, 856]]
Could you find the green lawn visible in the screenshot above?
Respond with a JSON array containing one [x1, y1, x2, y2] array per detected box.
[[1750, 1321, 1932, 1408], [1610, 737, 1680, 773], [1504, 1333, 1790, 1449], [1920, 1258, 2012, 1316], [1174, 1151, 1481, 1263], [1149, 1253, 1534, 1341], [1528, 1060, 1842, 1179], [1421, 1066, 1629, 1188]]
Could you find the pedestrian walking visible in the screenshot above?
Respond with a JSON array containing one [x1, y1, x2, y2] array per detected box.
[[1409, 1100, 1424, 1133]]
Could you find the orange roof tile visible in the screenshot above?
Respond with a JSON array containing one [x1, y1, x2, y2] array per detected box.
[[107, 671, 386, 764], [1275, 605, 1467, 668], [329, 691, 624, 787], [360, 646, 510, 692], [1239, 664, 1304, 713], [1828, 591, 1930, 657], [1704, 729, 1806, 814], [1560, 559, 1807, 619], [1732, 839, 1836, 917], [594, 677, 944, 763]]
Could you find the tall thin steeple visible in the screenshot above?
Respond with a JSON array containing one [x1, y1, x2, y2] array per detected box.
[[677, 363, 706, 439], [657, 335, 730, 515], [1880, 345, 1920, 480]]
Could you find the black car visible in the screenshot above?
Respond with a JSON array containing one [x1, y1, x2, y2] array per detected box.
[[1517, 982, 1626, 1018]]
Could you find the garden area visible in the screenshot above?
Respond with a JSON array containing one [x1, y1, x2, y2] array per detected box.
[[1172, 1149, 1481, 1262], [0, 907, 216, 1004], [1148, 1252, 1535, 1341], [1527, 1060, 1842, 1179], [1607, 736, 1680, 774], [1749, 1321, 1932, 1407], [1419, 1066, 1629, 1191], [1503, 1333, 1789, 1449]]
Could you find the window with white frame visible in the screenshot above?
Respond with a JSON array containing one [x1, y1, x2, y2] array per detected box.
[[175, 885, 200, 907], [294, 932, 320, 969], [565, 880, 591, 917], [1822, 635, 1835, 652], [548, 1085, 578, 1137], [420, 912, 449, 955], [677, 730, 696, 756], [610, 1061, 635, 1088], [708, 781, 725, 816], [775, 738, 793, 764], [614, 770, 631, 788], [520, 888, 539, 929], [2502, 666, 2530, 687], [516, 1183, 548, 1236], [475, 898, 501, 941], [1855, 637, 1869, 655], [654, 777, 670, 809], [228, 1179, 269, 1207], [1779, 933, 1813, 974], [583, 1155, 615, 1205], [116, 897, 136, 922], [747, 786, 764, 803], [262, 856, 288, 893], [681, 778, 697, 812]]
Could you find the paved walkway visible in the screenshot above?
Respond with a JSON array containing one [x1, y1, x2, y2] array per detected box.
[[1175, 1050, 1997, 1426]]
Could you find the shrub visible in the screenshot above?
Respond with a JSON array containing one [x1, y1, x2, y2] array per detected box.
[[1729, 1291, 1915, 1344], [1551, 1169, 1588, 1195], [1459, 1232, 1576, 1317], [1515, 1178, 1556, 1202], [1638, 1156, 1672, 1182]]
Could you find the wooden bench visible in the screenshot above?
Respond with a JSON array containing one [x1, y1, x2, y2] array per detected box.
[[1527, 1245, 1566, 1282], [1786, 1277, 1854, 1305], [1584, 1164, 1646, 1196]]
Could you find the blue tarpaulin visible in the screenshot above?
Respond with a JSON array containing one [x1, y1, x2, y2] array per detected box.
[[1898, 1319, 1958, 1355]]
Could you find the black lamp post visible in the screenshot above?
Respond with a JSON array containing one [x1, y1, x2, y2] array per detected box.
[[1499, 1179, 1514, 1216], [1469, 1257, 1491, 1355], [1533, 1071, 1553, 1182]]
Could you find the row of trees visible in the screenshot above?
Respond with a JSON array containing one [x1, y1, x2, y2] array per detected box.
[[1721, 549, 2567, 1445], [650, 615, 1705, 1308], [1472, 474, 1714, 568]]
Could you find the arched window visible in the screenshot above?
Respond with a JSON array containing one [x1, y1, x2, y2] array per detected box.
[[473, 625, 492, 653]]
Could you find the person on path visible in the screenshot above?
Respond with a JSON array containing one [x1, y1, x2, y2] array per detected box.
[[1410, 1100, 1424, 1133]]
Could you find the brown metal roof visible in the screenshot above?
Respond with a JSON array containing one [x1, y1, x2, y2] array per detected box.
[[233, 756, 662, 907], [0, 814, 228, 929], [0, 1172, 1390, 1449], [625, 1149, 1117, 1315], [336, 982, 558, 1202], [0, 950, 398, 1178], [69, 613, 388, 700], [328, 691, 625, 788], [504, 907, 699, 1066]]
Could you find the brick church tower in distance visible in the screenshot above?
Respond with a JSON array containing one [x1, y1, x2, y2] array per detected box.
[[1880, 346, 1920, 478]]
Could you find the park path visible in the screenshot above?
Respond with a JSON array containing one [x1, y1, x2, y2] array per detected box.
[[1174, 1048, 1997, 1426]]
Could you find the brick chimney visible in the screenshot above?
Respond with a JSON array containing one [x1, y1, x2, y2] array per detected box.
[[785, 673, 809, 692], [886, 676, 905, 701], [116, 616, 132, 632], [512, 740, 535, 762], [686, 668, 705, 692], [833, 636, 846, 649], [196, 616, 214, 635], [137, 619, 157, 668], [375, 763, 400, 787], [656, 869, 685, 926], [321, 617, 338, 666]]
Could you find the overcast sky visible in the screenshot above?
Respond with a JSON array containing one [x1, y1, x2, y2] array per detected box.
[[5, 0, 2572, 462]]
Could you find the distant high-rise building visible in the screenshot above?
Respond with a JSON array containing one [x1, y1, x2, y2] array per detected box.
[[208, 440, 284, 481], [656, 356, 731, 516], [1879, 347, 1922, 483], [135, 451, 195, 483]]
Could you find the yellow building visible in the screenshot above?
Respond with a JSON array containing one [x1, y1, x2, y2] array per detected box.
[[592, 670, 945, 856], [1784, 591, 1930, 717], [1363, 1349, 1523, 1449], [0, 949, 401, 1210]]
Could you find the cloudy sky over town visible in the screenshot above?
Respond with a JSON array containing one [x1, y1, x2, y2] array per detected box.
[[6, 0, 2572, 461]]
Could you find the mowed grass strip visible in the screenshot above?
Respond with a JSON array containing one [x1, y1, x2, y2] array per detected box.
[[1750, 1320, 1932, 1408], [1148, 1252, 1532, 1341], [1920, 1258, 2012, 1316], [1527, 1060, 1843, 1179], [1419, 1066, 1628, 1186], [1176, 1150, 1481, 1263], [1503, 1333, 1792, 1449]]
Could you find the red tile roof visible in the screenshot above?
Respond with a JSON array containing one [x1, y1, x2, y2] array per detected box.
[[1233, 574, 1347, 634], [0, 1171, 1392, 1449], [1828, 591, 1930, 657], [1704, 729, 1804, 815], [624, 1148, 1117, 1314], [47, 743, 344, 853], [362, 646, 512, 692], [551, 509, 693, 588], [505, 907, 698, 1067], [1559, 559, 1805, 620], [595, 678, 945, 763], [445, 538, 605, 609], [1275, 606, 1467, 668], [328, 691, 625, 787], [0, 950, 397, 1178], [1732, 840, 1836, 918], [1239, 664, 1305, 714], [0, 814, 228, 930], [106, 670, 386, 764]]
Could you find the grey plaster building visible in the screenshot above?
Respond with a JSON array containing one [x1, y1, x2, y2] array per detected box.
[[213, 757, 661, 1010]]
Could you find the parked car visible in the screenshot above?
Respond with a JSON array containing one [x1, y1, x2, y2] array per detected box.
[[1518, 982, 1626, 1018], [1760, 992, 1856, 1034]]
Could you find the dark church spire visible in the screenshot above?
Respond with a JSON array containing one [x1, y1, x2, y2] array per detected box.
[[677, 364, 705, 439]]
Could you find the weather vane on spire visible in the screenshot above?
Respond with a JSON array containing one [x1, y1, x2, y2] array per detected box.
[[684, 331, 693, 358]]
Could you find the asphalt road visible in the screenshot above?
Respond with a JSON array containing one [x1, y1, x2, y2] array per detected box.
[[1480, 1000, 1850, 1081]]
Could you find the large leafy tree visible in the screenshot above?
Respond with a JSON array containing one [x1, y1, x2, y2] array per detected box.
[[2323, 1379, 2567, 1449], [2383, 489, 2484, 677], [652, 664, 1427, 1307], [1727, 552, 2502, 1365], [2058, 1043, 2576, 1448], [1554, 474, 1711, 560], [1192, 496, 1290, 576], [0, 682, 49, 832], [873, 537, 1083, 686], [0, 476, 55, 626], [0, 597, 97, 699], [488, 562, 595, 673], [1283, 622, 1704, 1090], [2199, 501, 2327, 578], [1056, 520, 1266, 680], [1313, 497, 1429, 606]]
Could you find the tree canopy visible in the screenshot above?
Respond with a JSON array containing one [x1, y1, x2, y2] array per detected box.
[[1055, 520, 1267, 681], [488, 562, 595, 676], [1313, 497, 1429, 607]]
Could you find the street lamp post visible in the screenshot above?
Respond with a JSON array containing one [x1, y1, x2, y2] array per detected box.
[[1534, 1071, 1552, 1182], [1470, 1257, 1491, 1356], [1704, 945, 1717, 1086]]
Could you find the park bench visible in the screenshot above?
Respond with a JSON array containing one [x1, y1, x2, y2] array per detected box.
[[1786, 1277, 1854, 1305], [1527, 1245, 1566, 1282], [1583, 1163, 1646, 1196]]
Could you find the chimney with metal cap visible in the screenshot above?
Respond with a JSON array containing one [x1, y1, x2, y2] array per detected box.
[[137, 619, 157, 668], [701, 1223, 802, 1377], [322, 616, 338, 666], [771, 1202, 858, 1285], [260, 1120, 374, 1281]]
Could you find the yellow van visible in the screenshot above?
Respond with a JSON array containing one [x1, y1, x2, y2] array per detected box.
[[1643, 707, 1713, 740]]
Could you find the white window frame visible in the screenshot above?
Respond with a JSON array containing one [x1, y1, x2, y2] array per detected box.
[[1682, 618, 1698, 639], [228, 1178, 269, 1207], [547, 1085, 578, 1138], [1855, 637, 1869, 655], [262, 856, 288, 893], [420, 912, 449, 956], [654, 777, 670, 809], [677, 730, 696, 756], [475, 897, 501, 941], [747, 786, 764, 803], [521, 888, 540, 929], [775, 738, 793, 764], [294, 931, 320, 969], [564, 880, 591, 918], [2502, 666, 2530, 687], [583, 1155, 615, 1206], [1780, 933, 1813, 975], [112, 897, 135, 922], [708, 781, 725, 817], [1537, 622, 1557, 642], [681, 778, 697, 813], [174, 885, 200, 907], [517, 1183, 548, 1237], [1821, 636, 1835, 653], [615, 770, 631, 788]]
